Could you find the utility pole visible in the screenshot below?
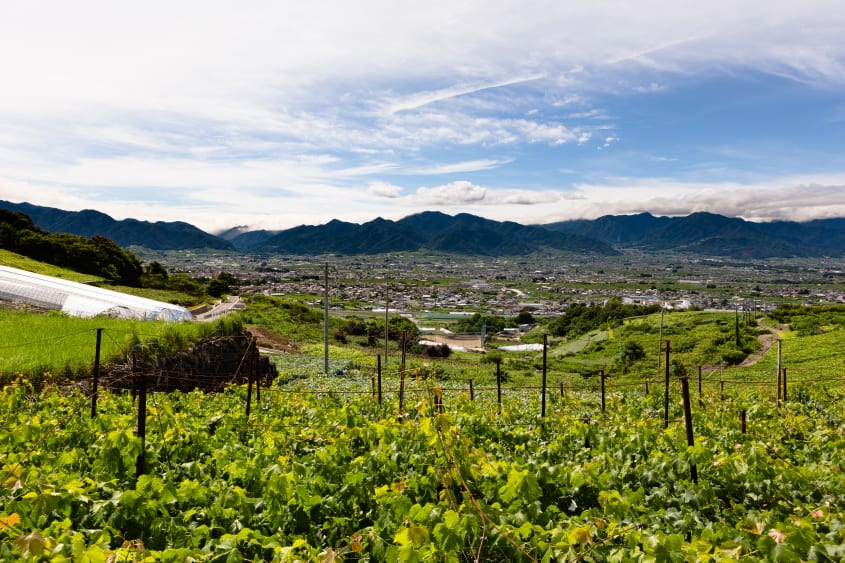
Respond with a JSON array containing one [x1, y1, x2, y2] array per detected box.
[[384, 285, 389, 372], [324, 262, 329, 375]]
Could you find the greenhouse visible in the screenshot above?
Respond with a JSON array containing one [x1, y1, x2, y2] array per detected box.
[[0, 265, 192, 321]]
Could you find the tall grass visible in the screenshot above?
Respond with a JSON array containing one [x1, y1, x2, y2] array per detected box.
[[0, 310, 243, 386]]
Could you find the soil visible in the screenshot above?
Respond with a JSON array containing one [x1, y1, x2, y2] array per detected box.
[[246, 325, 300, 353]]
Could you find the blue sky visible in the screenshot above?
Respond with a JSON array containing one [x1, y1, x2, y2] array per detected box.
[[1, 1, 844, 232]]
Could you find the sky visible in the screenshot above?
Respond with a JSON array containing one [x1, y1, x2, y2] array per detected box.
[[1, 1, 844, 234]]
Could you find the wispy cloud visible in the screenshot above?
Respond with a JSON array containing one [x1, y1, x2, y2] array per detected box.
[[385, 74, 547, 114], [409, 159, 512, 175]]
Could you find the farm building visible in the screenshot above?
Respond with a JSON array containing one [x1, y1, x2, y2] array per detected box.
[[0, 265, 192, 321]]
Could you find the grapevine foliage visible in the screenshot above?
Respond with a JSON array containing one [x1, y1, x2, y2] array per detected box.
[[1, 379, 845, 561]]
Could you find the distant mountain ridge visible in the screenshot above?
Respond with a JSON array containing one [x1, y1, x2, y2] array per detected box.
[[544, 212, 845, 258], [0, 201, 234, 251], [252, 212, 617, 255], [2, 200, 843, 258]]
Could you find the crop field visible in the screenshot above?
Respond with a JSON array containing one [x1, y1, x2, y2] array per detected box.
[[2, 370, 845, 562]]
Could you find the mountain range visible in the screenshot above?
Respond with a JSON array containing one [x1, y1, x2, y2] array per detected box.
[[1, 200, 843, 258], [545, 212, 845, 258]]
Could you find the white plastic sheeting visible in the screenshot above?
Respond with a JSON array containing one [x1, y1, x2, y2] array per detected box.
[[0, 266, 192, 321]]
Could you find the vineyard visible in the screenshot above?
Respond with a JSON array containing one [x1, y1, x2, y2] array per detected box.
[[2, 300, 845, 561], [2, 366, 845, 562]]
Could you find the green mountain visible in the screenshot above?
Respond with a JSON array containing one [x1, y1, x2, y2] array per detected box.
[[544, 212, 845, 258], [0, 201, 233, 251], [254, 212, 617, 255]]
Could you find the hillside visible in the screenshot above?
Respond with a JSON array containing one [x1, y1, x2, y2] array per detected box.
[[0, 200, 234, 251]]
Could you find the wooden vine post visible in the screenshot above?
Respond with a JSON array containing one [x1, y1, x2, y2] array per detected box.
[[698, 365, 703, 408], [680, 375, 698, 484], [253, 341, 260, 403], [91, 327, 103, 419], [377, 354, 383, 405], [398, 331, 407, 413], [600, 369, 606, 413], [664, 340, 671, 429], [496, 360, 502, 413], [245, 351, 254, 419], [541, 333, 548, 418], [135, 372, 148, 479]]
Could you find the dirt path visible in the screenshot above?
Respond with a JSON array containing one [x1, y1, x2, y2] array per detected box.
[[738, 333, 775, 367], [737, 319, 789, 367]]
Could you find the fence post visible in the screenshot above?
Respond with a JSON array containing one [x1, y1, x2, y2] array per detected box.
[[541, 333, 548, 418], [600, 369, 606, 413], [782, 368, 787, 402], [433, 386, 443, 414], [698, 365, 703, 408], [91, 328, 103, 419], [720, 377, 724, 402], [777, 366, 782, 408], [496, 361, 502, 414], [135, 373, 147, 479], [131, 348, 138, 402], [245, 362, 253, 419], [740, 409, 747, 434], [399, 332, 407, 414], [253, 342, 261, 403], [377, 354, 383, 405], [469, 378, 474, 402], [583, 416, 591, 449], [664, 340, 671, 429], [680, 375, 698, 484]]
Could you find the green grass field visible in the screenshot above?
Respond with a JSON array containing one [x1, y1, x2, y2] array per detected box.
[[0, 310, 240, 386]]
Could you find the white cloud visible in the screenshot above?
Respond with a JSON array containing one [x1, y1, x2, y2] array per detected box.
[[538, 180, 845, 223], [368, 182, 403, 198], [408, 181, 488, 206], [410, 159, 511, 175]]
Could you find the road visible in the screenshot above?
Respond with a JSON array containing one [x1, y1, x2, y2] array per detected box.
[[193, 295, 244, 321]]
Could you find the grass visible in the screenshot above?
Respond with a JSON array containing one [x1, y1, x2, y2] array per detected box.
[[0, 249, 104, 283], [0, 310, 242, 386]]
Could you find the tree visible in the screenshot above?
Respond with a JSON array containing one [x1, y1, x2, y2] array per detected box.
[[206, 278, 229, 298], [617, 341, 646, 374], [167, 273, 206, 297], [515, 310, 535, 325]]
